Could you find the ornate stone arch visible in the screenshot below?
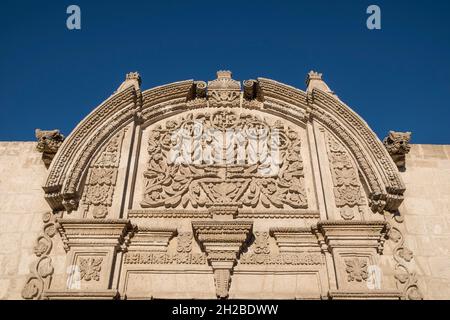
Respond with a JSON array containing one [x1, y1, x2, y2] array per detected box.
[[24, 70, 421, 300]]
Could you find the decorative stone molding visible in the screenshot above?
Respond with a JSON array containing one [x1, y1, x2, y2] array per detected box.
[[383, 131, 412, 170], [56, 219, 134, 251], [328, 290, 402, 300], [270, 227, 319, 252], [22, 212, 61, 300], [128, 226, 177, 252], [314, 220, 388, 253], [35, 129, 65, 167], [123, 252, 207, 265], [43, 290, 120, 300], [192, 220, 253, 299]]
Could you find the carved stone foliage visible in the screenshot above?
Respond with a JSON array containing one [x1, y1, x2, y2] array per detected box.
[[383, 131, 411, 170], [82, 129, 126, 218], [326, 134, 364, 220], [22, 212, 60, 300], [141, 109, 307, 210], [79, 257, 103, 281], [388, 224, 423, 300], [35, 129, 65, 167], [345, 258, 368, 282], [177, 232, 193, 253]]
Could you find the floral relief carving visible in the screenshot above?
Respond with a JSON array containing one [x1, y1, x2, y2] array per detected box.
[[177, 232, 193, 253], [326, 134, 363, 220], [82, 129, 126, 218], [79, 257, 103, 281], [22, 212, 60, 300], [141, 110, 307, 210], [388, 224, 423, 299], [345, 258, 368, 282], [253, 232, 270, 254]]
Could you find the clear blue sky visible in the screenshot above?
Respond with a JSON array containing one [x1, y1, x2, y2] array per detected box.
[[1, 0, 449, 143]]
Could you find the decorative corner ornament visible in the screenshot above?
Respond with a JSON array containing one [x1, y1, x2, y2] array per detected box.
[[35, 129, 65, 167], [383, 131, 411, 170]]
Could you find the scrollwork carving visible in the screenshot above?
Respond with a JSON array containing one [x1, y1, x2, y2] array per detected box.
[[22, 212, 60, 300]]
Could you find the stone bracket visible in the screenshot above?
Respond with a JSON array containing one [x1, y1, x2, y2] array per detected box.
[[192, 220, 253, 299]]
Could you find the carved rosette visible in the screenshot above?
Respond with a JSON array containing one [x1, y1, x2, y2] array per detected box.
[[192, 221, 253, 299], [82, 129, 126, 218], [326, 134, 364, 220], [140, 110, 307, 211]]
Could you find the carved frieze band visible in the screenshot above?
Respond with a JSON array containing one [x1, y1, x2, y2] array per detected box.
[[81, 129, 126, 219]]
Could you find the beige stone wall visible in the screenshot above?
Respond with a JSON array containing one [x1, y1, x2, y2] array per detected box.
[[1, 142, 450, 299], [400, 144, 450, 299], [0, 142, 53, 299]]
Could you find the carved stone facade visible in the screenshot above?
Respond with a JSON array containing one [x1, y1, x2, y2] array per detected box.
[[0, 71, 449, 300]]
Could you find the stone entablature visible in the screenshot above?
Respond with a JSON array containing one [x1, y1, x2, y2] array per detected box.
[[16, 70, 429, 300]]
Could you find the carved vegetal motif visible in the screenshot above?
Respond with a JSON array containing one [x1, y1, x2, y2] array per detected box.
[[22, 212, 60, 300], [253, 232, 270, 254], [326, 134, 363, 220], [345, 258, 368, 282], [177, 232, 193, 253], [141, 110, 307, 210], [383, 131, 411, 169], [79, 257, 103, 281], [388, 224, 423, 300], [35, 129, 65, 167], [214, 269, 231, 299], [82, 130, 126, 218]]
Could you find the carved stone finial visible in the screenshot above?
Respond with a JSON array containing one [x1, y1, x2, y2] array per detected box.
[[305, 70, 334, 95], [207, 70, 241, 107], [383, 131, 412, 170], [116, 71, 141, 93], [35, 129, 65, 167]]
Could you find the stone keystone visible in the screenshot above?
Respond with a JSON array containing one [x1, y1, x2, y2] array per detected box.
[[191, 220, 253, 299]]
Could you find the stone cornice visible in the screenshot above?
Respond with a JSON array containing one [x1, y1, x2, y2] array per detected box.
[[56, 218, 133, 251]]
